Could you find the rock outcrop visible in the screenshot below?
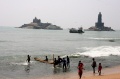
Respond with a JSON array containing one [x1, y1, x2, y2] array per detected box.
[[19, 17, 63, 30]]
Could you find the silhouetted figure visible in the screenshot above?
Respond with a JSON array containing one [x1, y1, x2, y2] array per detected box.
[[66, 56, 70, 68], [57, 56, 62, 66], [62, 58, 66, 70], [91, 58, 97, 74], [54, 58, 57, 68], [98, 63, 102, 75], [78, 61, 84, 79], [44, 56, 48, 61], [26, 55, 31, 63]]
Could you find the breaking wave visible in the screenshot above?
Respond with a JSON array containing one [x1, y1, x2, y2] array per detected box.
[[70, 46, 120, 57]]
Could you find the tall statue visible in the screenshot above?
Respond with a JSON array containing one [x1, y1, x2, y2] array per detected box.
[[98, 12, 102, 23], [95, 12, 104, 29]]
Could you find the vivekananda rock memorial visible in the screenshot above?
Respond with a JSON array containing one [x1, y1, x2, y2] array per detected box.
[[19, 17, 63, 30], [87, 12, 114, 31]]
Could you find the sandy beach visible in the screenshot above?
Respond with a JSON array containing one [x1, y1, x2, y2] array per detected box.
[[7, 56, 120, 79], [28, 65, 120, 79]]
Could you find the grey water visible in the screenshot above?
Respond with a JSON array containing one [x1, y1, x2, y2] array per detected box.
[[0, 26, 120, 79]]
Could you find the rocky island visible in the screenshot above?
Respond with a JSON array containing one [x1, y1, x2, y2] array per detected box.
[[86, 12, 114, 31], [19, 17, 63, 30]]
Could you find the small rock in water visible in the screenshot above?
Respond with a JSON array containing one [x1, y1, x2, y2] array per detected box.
[[109, 40, 115, 42]]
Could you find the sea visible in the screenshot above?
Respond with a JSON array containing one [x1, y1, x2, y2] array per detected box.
[[0, 26, 120, 79]]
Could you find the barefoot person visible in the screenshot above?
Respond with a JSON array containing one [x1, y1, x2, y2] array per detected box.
[[78, 61, 84, 79], [98, 63, 102, 75], [26, 55, 31, 63], [91, 58, 97, 74]]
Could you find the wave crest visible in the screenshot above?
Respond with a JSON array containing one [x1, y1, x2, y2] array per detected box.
[[70, 46, 120, 57]]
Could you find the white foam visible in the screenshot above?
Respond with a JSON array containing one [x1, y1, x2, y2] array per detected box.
[[11, 61, 35, 66], [11, 62, 28, 66], [71, 46, 120, 57], [88, 37, 120, 40]]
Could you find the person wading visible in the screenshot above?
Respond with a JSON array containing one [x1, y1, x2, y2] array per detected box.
[[26, 55, 31, 63], [66, 56, 70, 68]]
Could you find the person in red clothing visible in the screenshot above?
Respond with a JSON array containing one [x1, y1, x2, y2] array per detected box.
[[78, 61, 84, 79], [98, 63, 102, 75]]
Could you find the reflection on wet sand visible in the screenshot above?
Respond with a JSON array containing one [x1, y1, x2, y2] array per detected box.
[[53, 66, 70, 74]]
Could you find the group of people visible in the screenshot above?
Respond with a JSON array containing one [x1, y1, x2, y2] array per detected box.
[[44, 55, 70, 70], [78, 58, 102, 79], [26, 55, 70, 70], [26, 55, 102, 79], [54, 56, 70, 70]]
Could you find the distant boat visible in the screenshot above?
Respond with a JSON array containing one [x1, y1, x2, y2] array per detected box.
[[69, 27, 84, 33]]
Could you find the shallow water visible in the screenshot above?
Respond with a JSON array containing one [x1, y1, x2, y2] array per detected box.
[[0, 27, 120, 79]]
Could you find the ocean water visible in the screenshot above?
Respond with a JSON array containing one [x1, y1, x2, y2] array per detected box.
[[0, 26, 120, 79]]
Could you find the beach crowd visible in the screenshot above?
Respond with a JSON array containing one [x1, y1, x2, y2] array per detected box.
[[27, 55, 102, 79]]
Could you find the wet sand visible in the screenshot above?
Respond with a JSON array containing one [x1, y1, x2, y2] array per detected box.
[[27, 65, 120, 79]]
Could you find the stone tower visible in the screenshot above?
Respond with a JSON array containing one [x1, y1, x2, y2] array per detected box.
[[33, 17, 41, 23], [95, 12, 104, 30]]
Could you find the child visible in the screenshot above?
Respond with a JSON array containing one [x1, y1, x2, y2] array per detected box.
[[98, 63, 102, 75]]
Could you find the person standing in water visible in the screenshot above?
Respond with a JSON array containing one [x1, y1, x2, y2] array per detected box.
[[44, 56, 48, 61], [62, 58, 67, 70], [78, 61, 84, 79], [27, 55, 31, 63], [53, 58, 57, 68], [66, 56, 70, 68], [57, 56, 62, 66], [91, 58, 97, 74], [98, 63, 102, 75]]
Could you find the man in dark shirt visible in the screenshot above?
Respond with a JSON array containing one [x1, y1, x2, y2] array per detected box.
[[27, 55, 31, 63], [62, 58, 66, 70], [57, 56, 62, 66], [91, 58, 97, 74], [66, 56, 70, 68]]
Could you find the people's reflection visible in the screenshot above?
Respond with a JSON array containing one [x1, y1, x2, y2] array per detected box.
[[25, 63, 30, 73], [53, 67, 61, 74]]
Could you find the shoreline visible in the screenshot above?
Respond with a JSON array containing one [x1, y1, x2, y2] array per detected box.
[[26, 65, 120, 79]]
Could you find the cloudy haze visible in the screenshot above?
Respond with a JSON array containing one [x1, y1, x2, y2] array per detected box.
[[0, 0, 120, 30]]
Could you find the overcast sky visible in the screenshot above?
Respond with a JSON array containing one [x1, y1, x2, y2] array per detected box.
[[0, 0, 120, 29]]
